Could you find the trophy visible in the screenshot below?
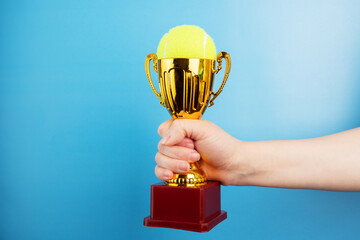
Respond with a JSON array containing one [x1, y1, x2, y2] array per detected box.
[[143, 26, 231, 232]]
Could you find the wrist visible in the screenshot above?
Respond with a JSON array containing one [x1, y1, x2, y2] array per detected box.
[[227, 140, 269, 186]]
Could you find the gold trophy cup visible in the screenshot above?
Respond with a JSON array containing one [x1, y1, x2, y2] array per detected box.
[[145, 52, 231, 187], [144, 40, 231, 231]]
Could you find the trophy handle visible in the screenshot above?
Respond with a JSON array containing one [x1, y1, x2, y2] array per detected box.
[[209, 52, 231, 107], [145, 53, 165, 107]]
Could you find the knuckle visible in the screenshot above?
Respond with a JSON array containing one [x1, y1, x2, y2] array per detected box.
[[158, 119, 173, 137], [157, 124, 164, 136], [172, 119, 181, 128], [154, 166, 162, 179], [202, 119, 211, 126], [154, 152, 161, 163], [203, 119, 216, 129], [157, 141, 162, 151]]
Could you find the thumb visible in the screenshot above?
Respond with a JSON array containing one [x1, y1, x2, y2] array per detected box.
[[160, 119, 210, 146]]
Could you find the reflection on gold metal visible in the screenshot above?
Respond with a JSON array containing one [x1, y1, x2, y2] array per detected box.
[[167, 162, 207, 187], [145, 52, 231, 187]]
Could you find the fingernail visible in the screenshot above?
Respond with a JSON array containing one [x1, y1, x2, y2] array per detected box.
[[164, 172, 172, 180], [179, 162, 189, 171], [190, 152, 201, 161]]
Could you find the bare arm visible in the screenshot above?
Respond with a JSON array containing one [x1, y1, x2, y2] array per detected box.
[[155, 120, 360, 191], [238, 127, 360, 191]]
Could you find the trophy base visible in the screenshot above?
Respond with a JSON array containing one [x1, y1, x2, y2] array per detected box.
[[143, 181, 227, 233], [144, 211, 227, 233]]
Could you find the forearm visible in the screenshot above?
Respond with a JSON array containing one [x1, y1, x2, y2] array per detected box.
[[233, 128, 360, 191]]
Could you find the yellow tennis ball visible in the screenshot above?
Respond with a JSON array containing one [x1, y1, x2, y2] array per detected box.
[[157, 25, 216, 60]]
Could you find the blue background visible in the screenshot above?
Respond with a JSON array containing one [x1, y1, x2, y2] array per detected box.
[[1, 0, 360, 239]]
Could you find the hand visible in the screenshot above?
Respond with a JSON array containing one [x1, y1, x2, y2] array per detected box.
[[155, 119, 243, 185], [155, 120, 360, 191]]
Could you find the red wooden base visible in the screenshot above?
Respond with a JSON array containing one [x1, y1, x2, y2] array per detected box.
[[144, 181, 227, 233]]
